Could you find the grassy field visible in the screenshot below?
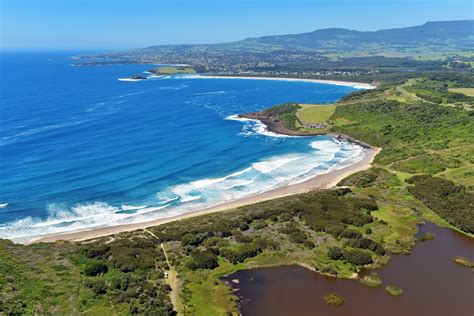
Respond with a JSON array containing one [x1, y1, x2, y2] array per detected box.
[[297, 104, 336, 123], [295, 104, 336, 132], [150, 66, 196, 74], [449, 88, 474, 97]]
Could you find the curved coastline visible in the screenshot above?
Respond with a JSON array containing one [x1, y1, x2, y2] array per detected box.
[[165, 74, 377, 90], [33, 131, 380, 244], [29, 77, 380, 244], [238, 113, 374, 149]]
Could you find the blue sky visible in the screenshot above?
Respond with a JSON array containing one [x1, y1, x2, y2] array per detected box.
[[1, 0, 473, 50]]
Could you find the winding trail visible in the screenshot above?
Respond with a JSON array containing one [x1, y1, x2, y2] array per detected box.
[[143, 229, 182, 314]]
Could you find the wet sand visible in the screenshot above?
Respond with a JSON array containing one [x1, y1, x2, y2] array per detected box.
[[34, 146, 380, 243]]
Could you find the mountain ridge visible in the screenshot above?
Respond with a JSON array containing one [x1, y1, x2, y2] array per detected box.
[[142, 20, 474, 54]]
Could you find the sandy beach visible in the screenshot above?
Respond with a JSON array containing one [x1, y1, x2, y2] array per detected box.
[[34, 145, 380, 244], [31, 76, 379, 244], [174, 75, 377, 90]]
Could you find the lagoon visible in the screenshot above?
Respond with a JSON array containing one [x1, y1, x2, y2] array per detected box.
[[225, 222, 474, 315]]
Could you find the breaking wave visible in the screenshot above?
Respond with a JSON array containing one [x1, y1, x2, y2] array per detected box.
[[0, 136, 364, 243]]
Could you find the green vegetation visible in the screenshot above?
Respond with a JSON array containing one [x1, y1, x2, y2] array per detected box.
[[149, 66, 196, 74], [1, 74, 473, 314], [419, 232, 435, 241], [449, 88, 474, 97], [338, 167, 401, 188], [453, 256, 474, 269], [261, 103, 300, 131], [1, 186, 420, 314], [359, 273, 383, 288], [296, 104, 336, 132], [298, 104, 336, 123], [95, 21, 474, 86], [253, 76, 473, 238], [0, 234, 174, 315], [385, 285, 403, 296], [403, 77, 474, 108], [323, 293, 345, 306], [406, 175, 474, 233]]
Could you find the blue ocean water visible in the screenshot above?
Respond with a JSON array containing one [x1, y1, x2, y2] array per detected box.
[[0, 52, 363, 242]]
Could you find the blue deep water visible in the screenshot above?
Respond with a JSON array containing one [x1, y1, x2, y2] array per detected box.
[[0, 52, 363, 241]]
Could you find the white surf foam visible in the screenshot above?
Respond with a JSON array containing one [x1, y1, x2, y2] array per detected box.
[[225, 114, 299, 138], [121, 204, 148, 211], [118, 78, 142, 82], [0, 201, 174, 243], [252, 156, 300, 174], [156, 195, 180, 204], [0, 136, 365, 243], [179, 195, 202, 203]]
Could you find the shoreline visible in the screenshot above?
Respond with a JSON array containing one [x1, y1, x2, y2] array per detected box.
[[29, 76, 379, 244], [33, 145, 380, 244], [238, 114, 374, 149], [175, 74, 377, 90]]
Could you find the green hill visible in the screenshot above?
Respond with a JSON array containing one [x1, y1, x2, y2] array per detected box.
[[142, 20, 474, 55]]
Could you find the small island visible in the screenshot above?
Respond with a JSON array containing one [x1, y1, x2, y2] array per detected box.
[[323, 293, 346, 306], [130, 75, 147, 80], [419, 232, 435, 241], [385, 285, 404, 296], [359, 273, 383, 288]]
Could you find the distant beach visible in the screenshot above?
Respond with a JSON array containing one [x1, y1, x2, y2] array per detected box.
[[178, 74, 377, 90], [35, 145, 380, 243]]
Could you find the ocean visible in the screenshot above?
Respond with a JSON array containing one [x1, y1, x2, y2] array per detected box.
[[0, 51, 364, 242]]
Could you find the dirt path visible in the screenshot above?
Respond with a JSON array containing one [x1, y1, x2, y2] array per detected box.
[[397, 84, 437, 105], [143, 229, 182, 314], [160, 242, 182, 314]]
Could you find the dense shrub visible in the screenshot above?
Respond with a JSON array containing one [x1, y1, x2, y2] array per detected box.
[[111, 274, 131, 291], [239, 222, 250, 231], [328, 247, 345, 260], [84, 260, 108, 276], [345, 238, 385, 255], [107, 238, 161, 273], [338, 168, 400, 188], [186, 249, 218, 270], [288, 230, 307, 244], [252, 219, 268, 229], [320, 264, 338, 275], [327, 247, 373, 266], [343, 249, 373, 265], [181, 233, 206, 247], [221, 243, 262, 264], [297, 191, 377, 234], [86, 280, 107, 295], [407, 175, 474, 233], [340, 229, 363, 239], [84, 244, 111, 259]]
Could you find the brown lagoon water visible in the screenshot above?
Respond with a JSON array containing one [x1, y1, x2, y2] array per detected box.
[[224, 222, 474, 316]]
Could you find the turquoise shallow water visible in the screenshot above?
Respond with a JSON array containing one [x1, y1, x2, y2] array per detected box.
[[0, 52, 363, 242]]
